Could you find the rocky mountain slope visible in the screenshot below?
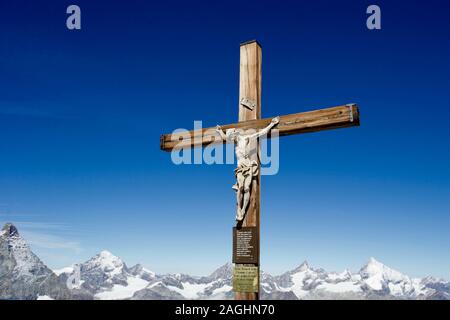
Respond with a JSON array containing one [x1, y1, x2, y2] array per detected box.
[[0, 223, 72, 300]]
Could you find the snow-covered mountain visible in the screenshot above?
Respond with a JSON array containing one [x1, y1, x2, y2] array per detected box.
[[56, 250, 154, 300], [57, 254, 450, 300], [0, 223, 71, 300], [131, 262, 234, 300], [1, 223, 449, 300], [259, 258, 447, 300]]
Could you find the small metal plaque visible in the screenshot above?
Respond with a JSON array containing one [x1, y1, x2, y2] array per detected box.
[[233, 227, 258, 264], [233, 266, 259, 293]]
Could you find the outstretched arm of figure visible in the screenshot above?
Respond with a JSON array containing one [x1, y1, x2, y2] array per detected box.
[[249, 116, 280, 139], [215, 125, 227, 140]]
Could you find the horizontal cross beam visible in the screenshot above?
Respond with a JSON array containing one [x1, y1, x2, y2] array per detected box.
[[160, 103, 359, 151]]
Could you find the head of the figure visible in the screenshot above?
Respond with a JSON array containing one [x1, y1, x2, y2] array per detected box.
[[226, 128, 239, 140]]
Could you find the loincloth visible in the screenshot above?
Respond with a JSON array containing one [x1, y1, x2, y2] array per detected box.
[[234, 160, 259, 178]]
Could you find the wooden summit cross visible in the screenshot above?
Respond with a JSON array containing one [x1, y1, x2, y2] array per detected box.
[[160, 40, 360, 300]]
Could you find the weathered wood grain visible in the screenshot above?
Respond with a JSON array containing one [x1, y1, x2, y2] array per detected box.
[[234, 40, 261, 301], [160, 104, 360, 151]]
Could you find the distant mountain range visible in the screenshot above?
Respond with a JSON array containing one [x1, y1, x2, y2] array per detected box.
[[1, 223, 449, 300]]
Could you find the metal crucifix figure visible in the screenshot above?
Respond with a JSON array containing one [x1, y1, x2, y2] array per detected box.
[[216, 116, 280, 222]]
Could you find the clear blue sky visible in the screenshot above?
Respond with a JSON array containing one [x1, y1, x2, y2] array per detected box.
[[1, 0, 450, 278]]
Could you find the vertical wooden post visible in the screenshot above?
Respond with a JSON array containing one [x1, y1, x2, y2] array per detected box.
[[235, 40, 262, 300]]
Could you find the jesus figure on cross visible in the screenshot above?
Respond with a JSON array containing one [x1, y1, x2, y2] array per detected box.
[[216, 116, 280, 222]]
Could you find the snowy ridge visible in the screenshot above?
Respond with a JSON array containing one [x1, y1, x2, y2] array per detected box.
[[61, 255, 447, 300], [1, 223, 449, 300], [258, 257, 440, 300]]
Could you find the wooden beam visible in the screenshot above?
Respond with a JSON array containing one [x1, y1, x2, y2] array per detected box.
[[160, 104, 360, 151], [235, 40, 262, 301]]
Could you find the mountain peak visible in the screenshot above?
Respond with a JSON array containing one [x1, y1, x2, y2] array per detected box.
[[360, 257, 409, 290], [209, 262, 233, 280], [94, 250, 124, 265], [363, 257, 402, 273], [297, 260, 310, 272], [290, 260, 311, 274], [368, 257, 381, 265], [361, 257, 388, 274], [0, 223, 72, 299], [1, 223, 19, 237], [99, 250, 115, 258], [83, 250, 126, 275]]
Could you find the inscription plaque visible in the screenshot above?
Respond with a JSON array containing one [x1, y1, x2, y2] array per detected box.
[[232, 266, 259, 293], [232, 226, 258, 264]]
